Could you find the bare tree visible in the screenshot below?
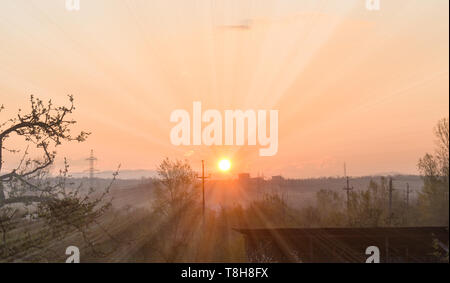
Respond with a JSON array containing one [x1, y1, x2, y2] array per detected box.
[[0, 95, 115, 261], [434, 118, 449, 181], [152, 158, 200, 262], [417, 117, 449, 226], [0, 95, 88, 206], [154, 158, 198, 215]]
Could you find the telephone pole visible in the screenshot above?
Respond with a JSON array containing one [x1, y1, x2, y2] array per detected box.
[[343, 163, 353, 222], [197, 160, 209, 225], [343, 176, 353, 212], [405, 183, 410, 225], [344, 162, 347, 178], [388, 177, 394, 226]]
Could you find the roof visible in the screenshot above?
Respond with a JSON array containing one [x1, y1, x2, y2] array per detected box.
[[235, 226, 449, 238]]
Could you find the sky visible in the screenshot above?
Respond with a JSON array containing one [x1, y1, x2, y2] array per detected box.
[[0, 0, 448, 178]]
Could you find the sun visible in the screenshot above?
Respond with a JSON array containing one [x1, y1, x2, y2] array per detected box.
[[218, 159, 231, 172]]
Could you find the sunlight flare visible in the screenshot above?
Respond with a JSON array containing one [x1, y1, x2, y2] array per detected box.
[[218, 159, 232, 172]]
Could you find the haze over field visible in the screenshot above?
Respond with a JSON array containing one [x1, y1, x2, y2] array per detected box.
[[0, 1, 448, 264]]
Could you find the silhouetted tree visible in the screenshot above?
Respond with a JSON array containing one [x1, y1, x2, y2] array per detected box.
[[0, 95, 114, 261], [417, 118, 449, 226], [152, 158, 200, 261]]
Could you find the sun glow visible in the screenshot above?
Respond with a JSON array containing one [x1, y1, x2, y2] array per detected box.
[[218, 159, 231, 172]]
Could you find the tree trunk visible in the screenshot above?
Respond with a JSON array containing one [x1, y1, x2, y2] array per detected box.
[[0, 139, 4, 206]]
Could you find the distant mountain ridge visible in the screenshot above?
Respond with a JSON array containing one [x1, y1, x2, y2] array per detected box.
[[70, 169, 158, 180]]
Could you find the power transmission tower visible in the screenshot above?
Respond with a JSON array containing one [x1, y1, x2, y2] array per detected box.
[[86, 149, 98, 190]]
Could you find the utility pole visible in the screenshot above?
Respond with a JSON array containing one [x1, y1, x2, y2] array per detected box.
[[197, 160, 209, 226], [344, 162, 347, 179], [342, 163, 353, 222], [343, 177, 353, 224], [343, 176, 353, 212], [388, 177, 394, 226], [405, 183, 410, 225]]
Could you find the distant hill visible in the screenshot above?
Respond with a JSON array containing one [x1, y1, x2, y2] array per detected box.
[[70, 169, 158, 180]]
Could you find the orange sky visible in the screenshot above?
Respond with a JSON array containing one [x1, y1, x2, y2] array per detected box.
[[0, 0, 448, 178]]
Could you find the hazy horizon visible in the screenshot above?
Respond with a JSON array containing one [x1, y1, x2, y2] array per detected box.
[[68, 168, 421, 180]]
